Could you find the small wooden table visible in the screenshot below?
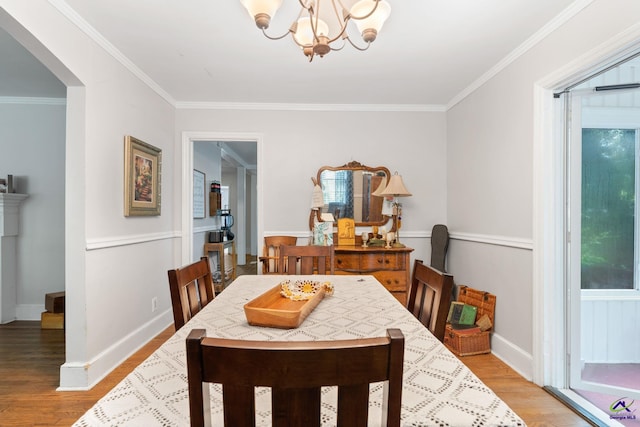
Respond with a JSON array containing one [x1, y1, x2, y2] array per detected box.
[[203, 240, 236, 292]]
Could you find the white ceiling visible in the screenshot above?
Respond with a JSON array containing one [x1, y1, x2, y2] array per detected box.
[[1, 0, 581, 106]]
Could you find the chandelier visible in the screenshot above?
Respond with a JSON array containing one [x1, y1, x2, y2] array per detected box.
[[239, 0, 391, 61]]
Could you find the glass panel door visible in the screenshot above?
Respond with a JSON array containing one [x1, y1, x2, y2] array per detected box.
[[568, 91, 640, 419]]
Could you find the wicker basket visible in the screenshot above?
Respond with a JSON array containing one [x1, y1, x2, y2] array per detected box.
[[443, 285, 496, 357]]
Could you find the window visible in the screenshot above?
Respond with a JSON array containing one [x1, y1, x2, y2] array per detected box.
[[581, 128, 637, 290], [321, 170, 353, 218]]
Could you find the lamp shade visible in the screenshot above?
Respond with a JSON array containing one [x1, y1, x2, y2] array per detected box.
[[380, 172, 411, 197], [293, 16, 330, 46], [239, 0, 283, 19], [371, 175, 388, 197], [311, 184, 324, 209], [350, 0, 391, 36]]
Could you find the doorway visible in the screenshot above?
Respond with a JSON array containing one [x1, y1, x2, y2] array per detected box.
[[181, 132, 263, 270], [552, 53, 640, 425]]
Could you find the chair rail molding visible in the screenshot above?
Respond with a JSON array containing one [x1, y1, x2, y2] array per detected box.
[[85, 230, 179, 250], [449, 231, 533, 250]]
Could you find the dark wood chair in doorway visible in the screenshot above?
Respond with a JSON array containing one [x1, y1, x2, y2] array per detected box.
[[186, 328, 404, 427], [167, 257, 215, 331], [258, 235, 298, 274], [278, 244, 335, 275], [407, 259, 453, 342]]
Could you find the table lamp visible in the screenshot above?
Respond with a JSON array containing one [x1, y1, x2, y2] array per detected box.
[[309, 177, 325, 232], [380, 172, 411, 247]]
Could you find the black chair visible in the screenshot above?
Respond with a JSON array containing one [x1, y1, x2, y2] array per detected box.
[[430, 224, 450, 272]]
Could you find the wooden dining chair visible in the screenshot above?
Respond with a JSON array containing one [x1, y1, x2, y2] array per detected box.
[[186, 328, 404, 427], [278, 244, 335, 275], [258, 235, 297, 274], [167, 257, 215, 331], [407, 259, 453, 342]]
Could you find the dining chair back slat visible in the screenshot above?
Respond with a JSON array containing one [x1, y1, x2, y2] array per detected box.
[[278, 245, 335, 275], [167, 257, 215, 331], [407, 259, 453, 342], [186, 328, 404, 427], [259, 235, 298, 274]]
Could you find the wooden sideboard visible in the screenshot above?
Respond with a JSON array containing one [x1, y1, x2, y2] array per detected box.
[[334, 245, 414, 304]]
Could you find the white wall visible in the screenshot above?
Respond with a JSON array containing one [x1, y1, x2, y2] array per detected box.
[[193, 141, 222, 261], [5, 0, 638, 392], [0, 101, 65, 320], [1, 1, 179, 389], [175, 109, 449, 269], [447, 0, 640, 378]]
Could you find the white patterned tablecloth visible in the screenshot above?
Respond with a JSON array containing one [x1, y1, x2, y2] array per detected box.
[[74, 275, 525, 426]]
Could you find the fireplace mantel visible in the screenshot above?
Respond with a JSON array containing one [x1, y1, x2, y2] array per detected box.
[[0, 193, 28, 323]]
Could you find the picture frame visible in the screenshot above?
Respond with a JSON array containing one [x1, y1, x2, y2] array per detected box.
[[193, 169, 206, 218], [124, 135, 162, 216]]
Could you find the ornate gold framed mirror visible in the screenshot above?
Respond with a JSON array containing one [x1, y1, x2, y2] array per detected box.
[[310, 161, 392, 229]]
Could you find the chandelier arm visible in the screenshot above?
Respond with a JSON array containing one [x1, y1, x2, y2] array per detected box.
[[309, 3, 322, 43], [343, 35, 371, 52], [328, 38, 346, 51], [327, 0, 351, 43], [309, 8, 349, 45], [264, 6, 306, 42], [261, 28, 293, 41], [319, 27, 348, 45], [298, 0, 348, 46]]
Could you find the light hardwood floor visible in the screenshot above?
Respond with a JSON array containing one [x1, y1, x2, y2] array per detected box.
[[0, 320, 593, 426]]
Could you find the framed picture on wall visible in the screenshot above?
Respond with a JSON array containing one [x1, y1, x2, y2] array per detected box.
[[124, 135, 162, 216], [193, 169, 205, 218]]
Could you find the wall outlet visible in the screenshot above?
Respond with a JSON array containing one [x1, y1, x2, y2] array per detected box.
[[151, 297, 158, 312]]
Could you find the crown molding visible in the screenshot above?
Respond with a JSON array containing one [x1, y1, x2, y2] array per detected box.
[[49, 0, 176, 107], [174, 101, 446, 112], [0, 96, 66, 105], [446, 0, 595, 110], [50, 0, 594, 114], [50, 1, 446, 113]]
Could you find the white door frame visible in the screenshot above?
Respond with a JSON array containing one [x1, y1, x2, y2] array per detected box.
[[533, 28, 640, 388], [532, 29, 640, 427], [181, 131, 263, 266]]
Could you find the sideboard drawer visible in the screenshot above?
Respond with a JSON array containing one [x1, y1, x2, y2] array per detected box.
[[387, 252, 407, 270], [335, 253, 360, 271], [360, 253, 390, 271], [334, 246, 414, 302], [372, 271, 407, 292]]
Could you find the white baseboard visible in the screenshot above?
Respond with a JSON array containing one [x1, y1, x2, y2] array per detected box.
[[16, 304, 45, 321], [491, 332, 534, 381], [58, 309, 173, 390]]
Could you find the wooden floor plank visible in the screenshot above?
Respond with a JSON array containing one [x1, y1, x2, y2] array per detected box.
[[461, 353, 594, 426], [0, 321, 593, 426]]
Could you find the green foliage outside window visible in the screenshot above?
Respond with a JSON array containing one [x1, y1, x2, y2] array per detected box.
[[581, 128, 636, 289]]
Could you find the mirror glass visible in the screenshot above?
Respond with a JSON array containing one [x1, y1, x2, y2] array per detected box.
[[317, 161, 391, 226]]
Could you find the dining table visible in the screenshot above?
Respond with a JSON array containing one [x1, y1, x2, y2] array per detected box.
[[74, 274, 525, 426]]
